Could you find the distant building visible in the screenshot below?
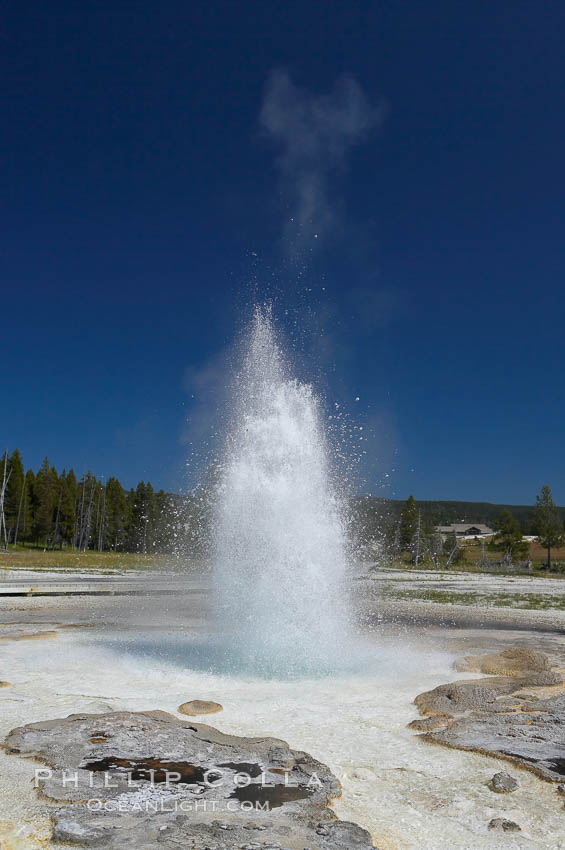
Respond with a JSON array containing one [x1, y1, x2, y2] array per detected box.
[[435, 523, 494, 539]]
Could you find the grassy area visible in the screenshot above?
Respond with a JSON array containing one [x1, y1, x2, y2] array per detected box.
[[383, 551, 565, 577], [0, 547, 171, 573], [462, 539, 565, 564], [382, 586, 565, 610]]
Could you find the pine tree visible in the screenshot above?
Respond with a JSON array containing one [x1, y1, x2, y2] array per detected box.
[[33, 458, 58, 546], [490, 508, 529, 565], [58, 470, 77, 547], [22, 469, 36, 544], [4, 449, 25, 543], [90, 479, 106, 552], [75, 472, 98, 551], [534, 485, 564, 571], [105, 477, 128, 550], [127, 482, 155, 553], [142, 482, 157, 552], [410, 510, 424, 565], [399, 495, 419, 551], [153, 489, 178, 553], [95, 480, 107, 552], [125, 488, 137, 550]]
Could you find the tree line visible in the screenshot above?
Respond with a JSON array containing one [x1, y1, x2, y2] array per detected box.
[[352, 485, 565, 570], [1, 448, 563, 566], [0, 450, 180, 553]]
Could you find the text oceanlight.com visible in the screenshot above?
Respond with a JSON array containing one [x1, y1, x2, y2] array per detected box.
[[87, 799, 272, 813]]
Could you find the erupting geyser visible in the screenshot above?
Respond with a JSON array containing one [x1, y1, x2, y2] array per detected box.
[[214, 306, 350, 676]]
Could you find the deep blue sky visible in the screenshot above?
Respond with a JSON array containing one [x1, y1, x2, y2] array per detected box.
[[2, 1, 564, 503]]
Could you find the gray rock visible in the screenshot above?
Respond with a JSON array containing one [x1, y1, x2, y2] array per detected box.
[[414, 677, 521, 716], [412, 648, 565, 782], [423, 710, 565, 782], [518, 693, 565, 712], [455, 647, 552, 676], [490, 771, 521, 793], [488, 818, 521, 832], [407, 714, 451, 732], [523, 671, 563, 686], [4, 710, 378, 850]]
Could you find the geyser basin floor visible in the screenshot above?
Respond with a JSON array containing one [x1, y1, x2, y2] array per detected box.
[[1, 586, 565, 849]]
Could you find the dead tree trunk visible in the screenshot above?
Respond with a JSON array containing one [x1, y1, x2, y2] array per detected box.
[[13, 478, 25, 548], [0, 450, 11, 550]]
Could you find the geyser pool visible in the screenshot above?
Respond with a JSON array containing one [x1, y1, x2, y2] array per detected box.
[[213, 306, 350, 676]]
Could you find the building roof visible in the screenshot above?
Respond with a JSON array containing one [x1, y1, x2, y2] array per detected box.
[[436, 523, 494, 534]]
